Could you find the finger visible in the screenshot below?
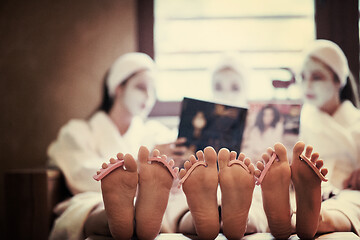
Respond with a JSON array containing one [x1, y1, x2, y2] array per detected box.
[[175, 137, 187, 144]]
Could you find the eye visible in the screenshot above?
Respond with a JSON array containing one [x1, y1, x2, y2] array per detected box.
[[136, 83, 147, 91], [312, 72, 325, 81], [231, 84, 240, 91], [215, 82, 222, 91]]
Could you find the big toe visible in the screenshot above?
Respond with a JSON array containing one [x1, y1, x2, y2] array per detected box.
[[204, 146, 217, 167], [293, 141, 305, 158], [274, 143, 287, 162], [218, 148, 230, 169], [138, 146, 150, 164], [124, 153, 137, 172]]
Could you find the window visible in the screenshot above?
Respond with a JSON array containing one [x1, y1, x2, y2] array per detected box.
[[154, 0, 315, 101]]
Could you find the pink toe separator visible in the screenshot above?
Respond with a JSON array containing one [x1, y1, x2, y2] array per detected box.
[[228, 160, 250, 173], [93, 159, 124, 181], [148, 156, 178, 179], [299, 154, 328, 182], [178, 161, 207, 188], [255, 153, 277, 185]]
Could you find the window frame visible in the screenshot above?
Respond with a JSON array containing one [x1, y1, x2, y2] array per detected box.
[[137, 0, 360, 116]]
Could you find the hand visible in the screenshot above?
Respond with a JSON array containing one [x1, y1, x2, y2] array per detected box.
[[343, 168, 360, 190], [154, 138, 193, 168]]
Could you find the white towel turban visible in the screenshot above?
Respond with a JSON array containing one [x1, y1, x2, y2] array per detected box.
[[106, 52, 155, 97], [302, 39, 349, 87]]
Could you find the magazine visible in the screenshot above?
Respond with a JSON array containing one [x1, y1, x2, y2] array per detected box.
[[240, 100, 302, 163], [177, 97, 248, 153]]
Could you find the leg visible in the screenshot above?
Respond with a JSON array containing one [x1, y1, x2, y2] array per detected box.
[[178, 147, 220, 240], [99, 153, 138, 239], [317, 209, 352, 233], [84, 203, 111, 237], [291, 142, 328, 239], [218, 149, 256, 240], [255, 143, 292, 239], [135, 146, 176, 240]]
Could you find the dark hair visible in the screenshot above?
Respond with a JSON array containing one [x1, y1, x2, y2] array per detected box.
[[254, 105, 281, 134], [97, 70, 143, 113], [98, 70, 114, 113], [339, 72, 360, 108]]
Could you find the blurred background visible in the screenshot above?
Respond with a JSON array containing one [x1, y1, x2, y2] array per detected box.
[[0, 0, 358, 236]]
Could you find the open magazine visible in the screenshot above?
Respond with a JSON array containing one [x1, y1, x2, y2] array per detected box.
[[177, 97, 248, 153], [240, 100, 302, 163]]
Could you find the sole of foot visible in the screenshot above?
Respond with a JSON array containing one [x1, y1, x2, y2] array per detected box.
[[291, 141, 328, 239], [100, 152, 138, 240], [135, 146, 175, 240], [179, 146, 220, 240], [255, 143, 292, 239], [218, 148, 256, 240]]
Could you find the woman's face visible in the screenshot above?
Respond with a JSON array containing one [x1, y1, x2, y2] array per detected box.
[[212, 68, 245, 105], [263, 108, 275, 127], [121, 70, 156, 117], [300, 57, 340, 109]]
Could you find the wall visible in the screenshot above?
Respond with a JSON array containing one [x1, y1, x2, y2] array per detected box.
[[0, 0, 137, 233]]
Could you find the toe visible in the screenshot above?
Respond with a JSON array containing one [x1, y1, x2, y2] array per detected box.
[[184, 160, 192, 170], [124, 153, 137, 172], [321, 168, 328, 176], [254, 169, 261, 178], [218, 148, 230, 169], [248, 163, 255, 174], [310, 153, 319, 163], [102, 162, 108, 169], [117, 153, 124, 160], [256, 161, 265, 171], [179, 168, 186, 179], [305, 145, 313, 158], [238, 152, 246, 161], [152, 149, 160, 157], [293, 141, 305, 158], [244, 158, 251, 167], [196, 150, 205, 162], [262, 153, 270, 163], [315, 159, 323, 169], [274, 143, 287, 162], [138, 146, 150, 163], [204, 146, 217, 167]]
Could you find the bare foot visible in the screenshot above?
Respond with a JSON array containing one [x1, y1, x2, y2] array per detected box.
[[255, 143, 292, 239], [291, 141, 328, 239], [218, 148, 256, 240], [135, 146, 176, 240], [100, 153, 138, 240], [179, 147, 220, 240]]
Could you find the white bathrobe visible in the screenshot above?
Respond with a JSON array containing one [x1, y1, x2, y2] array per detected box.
[[47, 111, 177, 239], [300, 101, 360, 235]]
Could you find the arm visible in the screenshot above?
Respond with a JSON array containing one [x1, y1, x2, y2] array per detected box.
[[47, 120, 105, 194]]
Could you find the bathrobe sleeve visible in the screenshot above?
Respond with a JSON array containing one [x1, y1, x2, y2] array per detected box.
[[47, 119, 103, 195]]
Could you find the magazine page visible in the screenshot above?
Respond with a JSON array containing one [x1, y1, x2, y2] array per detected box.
[[178, 97, 248, 153], [240, 100, 302, 164]]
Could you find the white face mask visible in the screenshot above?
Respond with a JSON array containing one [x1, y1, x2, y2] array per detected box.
[[122, 70, 156, 118], [301, 58, 340, 109], [212, 68, 246, 106]]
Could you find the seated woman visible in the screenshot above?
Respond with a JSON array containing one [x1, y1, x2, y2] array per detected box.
[[47, 52, 188, 239], [210, 52, 250, 107], [298, 39, 360, 236]]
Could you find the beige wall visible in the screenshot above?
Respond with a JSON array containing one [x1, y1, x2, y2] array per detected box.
[[0, 0, 138, 232]]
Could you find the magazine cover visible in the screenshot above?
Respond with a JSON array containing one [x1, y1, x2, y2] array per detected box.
[[240, 100, 302, 163], [178, 97, 248, 153]]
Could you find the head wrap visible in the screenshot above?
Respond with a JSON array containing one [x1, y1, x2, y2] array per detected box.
[[302, 39, 349, 87], [210, 52, 250, 92], [106, 52, 155, 97]]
